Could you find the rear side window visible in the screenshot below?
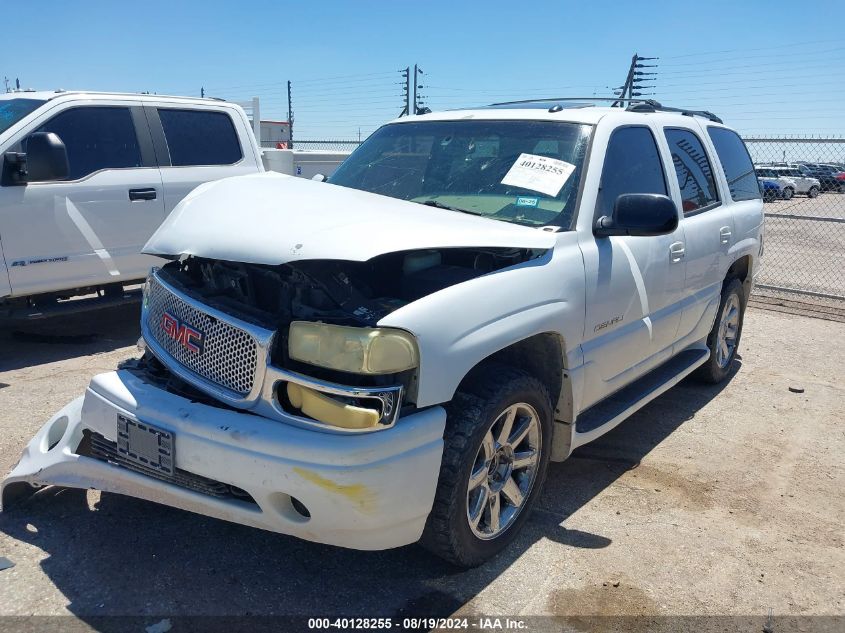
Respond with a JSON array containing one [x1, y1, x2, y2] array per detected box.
[[597, 126, 667, 218], [158, 109, 242, 166], [707, 127, 760, 202], [664, 128, 719, 214], [33, 106, 142, 180]]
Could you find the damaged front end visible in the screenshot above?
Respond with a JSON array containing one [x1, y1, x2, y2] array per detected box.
[[1, 244, 544, 547]]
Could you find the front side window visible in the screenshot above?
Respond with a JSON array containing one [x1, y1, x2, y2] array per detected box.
[[664, 128, 719, 214], [596, 126, 667, 219], [157, 108, 242, 167], [0, 98, 46, 135], [707, 126, 760, 202], [32, 106, 142, 180], [329, 119, 592, 228]]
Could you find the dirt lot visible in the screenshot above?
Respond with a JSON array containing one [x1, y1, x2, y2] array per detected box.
[[0, 304, 842, 627]]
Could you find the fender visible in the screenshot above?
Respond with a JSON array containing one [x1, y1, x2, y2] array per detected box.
[[379, 232, 587, 408]]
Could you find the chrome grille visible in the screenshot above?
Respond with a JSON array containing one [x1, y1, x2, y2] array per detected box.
[[145, 276, 258, 395]]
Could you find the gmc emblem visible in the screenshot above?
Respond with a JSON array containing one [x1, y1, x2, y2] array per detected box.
[[161, 312, 205, 354]]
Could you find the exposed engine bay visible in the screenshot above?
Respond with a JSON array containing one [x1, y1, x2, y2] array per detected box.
[[157, 246, 541, 330], [139, 247, 544, 404]]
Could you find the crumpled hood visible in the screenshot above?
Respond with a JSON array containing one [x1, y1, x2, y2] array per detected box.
[[143, 172, 555, 265]]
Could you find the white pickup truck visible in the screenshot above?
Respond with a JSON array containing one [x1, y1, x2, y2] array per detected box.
[[0, 91, 348, 319], [2, 99, 764, 567]]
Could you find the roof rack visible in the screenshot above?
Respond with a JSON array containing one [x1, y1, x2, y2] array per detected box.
[[484, 97, 723, 123], [625, 100, 723, 124]]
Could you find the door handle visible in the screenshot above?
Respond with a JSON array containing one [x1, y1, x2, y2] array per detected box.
[[669, 241, 685, 262], [719, 226, 732, 244], [129, 188, 157, 201]]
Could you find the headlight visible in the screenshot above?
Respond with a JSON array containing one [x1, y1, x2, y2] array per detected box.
[[288, 321, 418, 374]]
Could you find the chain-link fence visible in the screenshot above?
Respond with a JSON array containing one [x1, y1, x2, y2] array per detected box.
[[744, 137, 845, 305]]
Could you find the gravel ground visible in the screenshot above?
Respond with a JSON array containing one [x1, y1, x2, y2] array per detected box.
[[0, 304, 842, 626]]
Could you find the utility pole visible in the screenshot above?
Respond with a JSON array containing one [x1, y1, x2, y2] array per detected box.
[[612, 53, 658, 106], [413, 65, 427, 114], [287, 80, 294, 149], [399, 67, 410, 117], [3, 77, 9, 93]]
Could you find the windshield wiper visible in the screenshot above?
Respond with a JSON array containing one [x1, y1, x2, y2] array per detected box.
[[418, 200, 482, 216]]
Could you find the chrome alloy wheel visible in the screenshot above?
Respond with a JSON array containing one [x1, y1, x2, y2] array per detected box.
[[716, 293, 741, 369], [466, 403, 542, 540]]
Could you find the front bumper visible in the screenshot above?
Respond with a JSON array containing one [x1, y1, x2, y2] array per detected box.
[[1, 370, 446, 550]]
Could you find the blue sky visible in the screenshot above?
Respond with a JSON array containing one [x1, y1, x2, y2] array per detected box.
[[4, 0, 844, 139]]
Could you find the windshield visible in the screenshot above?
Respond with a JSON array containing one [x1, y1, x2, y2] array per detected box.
[[0, 98, 46, 136], [329, 119, 592, 228]]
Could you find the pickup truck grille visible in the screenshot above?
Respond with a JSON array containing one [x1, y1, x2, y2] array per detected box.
[[144, 276, 259, 396]]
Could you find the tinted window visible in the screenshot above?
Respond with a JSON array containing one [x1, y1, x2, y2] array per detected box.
[[597, 126, 667, 218], [158, 109, 242, 166], [664, 128, 719, 214], [707, 127, 760, 202], [0, 98, 45, 135], [33, 107, 141, 180]]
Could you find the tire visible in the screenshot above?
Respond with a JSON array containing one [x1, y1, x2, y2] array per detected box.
[[782, 187, 794, 200], [420, 365, 553, 567], [695, 277, 745, 384], [807, 185, 820, 198]]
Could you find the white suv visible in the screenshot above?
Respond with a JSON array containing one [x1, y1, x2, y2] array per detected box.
[[3, 99, 764, 567], [755, 165, 820, 198]]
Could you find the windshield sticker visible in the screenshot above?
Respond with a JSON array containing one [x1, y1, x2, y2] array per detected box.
[[501, 154, 575, 197], [516, 196, 539, 207]]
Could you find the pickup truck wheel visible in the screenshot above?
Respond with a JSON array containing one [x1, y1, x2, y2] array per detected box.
[[807, 185, 820, 198], [420, 366, 552, 567], [695, 278, 745, 384]]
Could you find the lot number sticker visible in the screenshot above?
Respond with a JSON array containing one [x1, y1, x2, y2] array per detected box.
[[501, 153, 576, 197]]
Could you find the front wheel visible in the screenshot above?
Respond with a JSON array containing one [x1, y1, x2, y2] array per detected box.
[[807, 185, 820, 198], [695, 278, 746, 384], [782, 187, 794, 200], [420, 365, 552, 567]]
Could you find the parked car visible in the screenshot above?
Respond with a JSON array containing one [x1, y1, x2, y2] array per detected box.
[[758, 177, 782, 201], [797, 163, 842, 192], [754, 168, 795, 199], [0, 91, 350, 320], [756, 166, 819, 198], [3, 100, 763, 567]]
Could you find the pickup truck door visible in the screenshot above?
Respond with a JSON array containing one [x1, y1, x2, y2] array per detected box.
[[661, 126, 735, 345], [144, 105, 259, 217], [578, 124, 687, 410], [0, 102, 165, 297]]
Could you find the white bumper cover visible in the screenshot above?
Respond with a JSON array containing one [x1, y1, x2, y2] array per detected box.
[[1, 370, 446, 550]]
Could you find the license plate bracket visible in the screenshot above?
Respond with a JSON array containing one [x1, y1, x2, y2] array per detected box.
[[116, 414, 174, 475]]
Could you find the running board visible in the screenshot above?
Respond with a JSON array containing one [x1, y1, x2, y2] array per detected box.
[[571, 348, 709, 450]]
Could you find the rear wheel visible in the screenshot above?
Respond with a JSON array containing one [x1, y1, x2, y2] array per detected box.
[[807, 185, 820, 198], [420, 365, 552, 567], [782, 187, 794, 200], [695, 278, 745, 384]]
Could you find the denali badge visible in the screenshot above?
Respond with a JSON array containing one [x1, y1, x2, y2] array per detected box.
[[161, 312, 205, 354]]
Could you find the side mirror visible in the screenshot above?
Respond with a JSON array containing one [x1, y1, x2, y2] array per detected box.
[[2, 132, 70, 185], [311, 173, 327, 182], [594, 193, 679, 237], [25, 132, 69, 182]]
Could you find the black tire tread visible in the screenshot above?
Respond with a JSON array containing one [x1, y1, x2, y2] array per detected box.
[[420, 365, 551, 567]]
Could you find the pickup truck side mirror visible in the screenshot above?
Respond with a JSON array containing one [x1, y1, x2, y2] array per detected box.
[[1, 132, 69, 186], [594, 193, 679, 237]]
